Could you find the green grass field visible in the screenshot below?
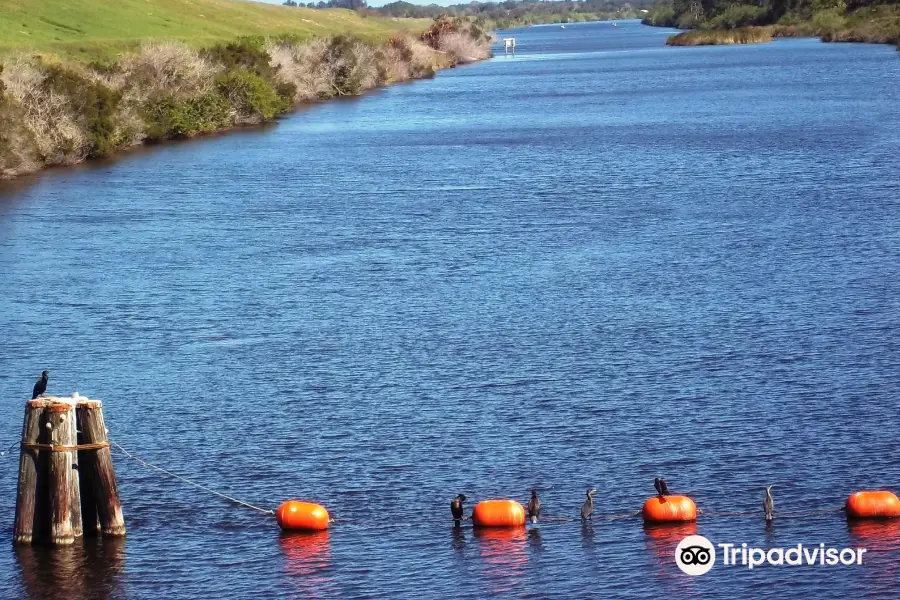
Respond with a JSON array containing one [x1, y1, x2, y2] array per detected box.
[[0, 0, 429, 58]]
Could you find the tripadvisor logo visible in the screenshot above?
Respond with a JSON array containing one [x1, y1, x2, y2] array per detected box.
[[675, 535, 716, 576], [674, 535, 867, 575]]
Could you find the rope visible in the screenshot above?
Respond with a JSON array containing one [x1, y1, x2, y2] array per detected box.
[[110, 440, 276, 516], [21, 441, 110, 452], [0, 438, 854, 524], [0, 440, 18, 457]]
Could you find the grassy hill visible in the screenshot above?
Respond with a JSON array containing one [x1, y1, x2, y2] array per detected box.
[[0, 0, 429, 58]]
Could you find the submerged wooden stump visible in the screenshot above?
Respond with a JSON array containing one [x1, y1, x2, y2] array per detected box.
[[13, 395, 125, 545]]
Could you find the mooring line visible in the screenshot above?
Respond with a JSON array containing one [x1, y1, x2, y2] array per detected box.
[[110, 440, 276, 516], [0, 440, 18, 458]]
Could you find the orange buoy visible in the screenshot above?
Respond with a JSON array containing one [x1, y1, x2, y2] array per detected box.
[[472, 499, 526, 527], [276, 500, 330, 531], [846, 491, 900, 519], [642, 495, 697, 523]]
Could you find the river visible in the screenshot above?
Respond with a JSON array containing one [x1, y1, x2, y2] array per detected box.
[[1, 20, 899, 599]]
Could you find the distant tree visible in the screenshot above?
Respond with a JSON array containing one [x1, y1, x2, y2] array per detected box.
[[283, 0, 298, 5], [331, 0, 368, 8]]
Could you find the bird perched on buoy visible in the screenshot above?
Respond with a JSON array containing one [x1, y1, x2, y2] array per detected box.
[[32, 370, 49, 400], [654, 477, 670, 497], [450, 494, 466, 527], [763, 485, 775, 521], [527, 489, 541, 524], [581, 488, 597, 521]]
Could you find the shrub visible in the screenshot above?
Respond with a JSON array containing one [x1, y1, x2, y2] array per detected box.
[[0, 67, 39, 178], [642, 5, 677, 26], [202, 37, 277, 81], [40, 64, 123, 158], [422, 16, 457, 49], [144, 92, 233, 140], [705, 5, 768, 29], [117, 42, 219, 104], [215, 68, 290, 123], [438, 32, 492, 64], [811, 8, 850, 34], [667, 26, 774, 45], [325, 35, 365, 96]]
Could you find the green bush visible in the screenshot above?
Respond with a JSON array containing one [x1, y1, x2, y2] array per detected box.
[[41, 64, 123, 157], [216, 68, 290, 121], [202, 37, 277, 80], [144, 92, 233, 140], [706, 4, 768, 29], [326, 35, 364, 96], [812, 8, 850, 32], [642, 4, 677, 26]]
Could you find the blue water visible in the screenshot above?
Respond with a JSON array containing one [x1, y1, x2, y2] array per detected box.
[[1, 20, 900, 599]]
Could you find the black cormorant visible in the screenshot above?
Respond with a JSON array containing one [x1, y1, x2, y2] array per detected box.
[[527, 489, 541, 524], [451, 494, 466, 527], [32, 371, 49, 400], [580, 488, 597, 521], [654, 477, 670, 497]]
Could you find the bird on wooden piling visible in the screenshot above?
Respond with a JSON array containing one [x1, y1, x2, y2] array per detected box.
[[581, 488, 597, 521], [32, 371, 49, 400], [527, 489, 541, 524], [654, 477, 670, 497], [763, 485, 775, 521], [450, 494, 466, 527]]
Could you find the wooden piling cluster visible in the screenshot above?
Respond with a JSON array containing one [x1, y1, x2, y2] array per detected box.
[[13, 396, 125, 546]]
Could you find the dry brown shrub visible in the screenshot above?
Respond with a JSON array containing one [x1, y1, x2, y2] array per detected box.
[[437, 32, 492, 64], [116, 42, 219, 103], [266, 38, 333, 102], [0, 56, 91, 165]]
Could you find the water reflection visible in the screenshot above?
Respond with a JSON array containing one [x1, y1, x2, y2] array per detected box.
[[451, 526, 467, 553], [643, 522, 699, 591], [14, 537, 126, 600], [643, 521, 697, 563], [847, 518, 900, 592], [580, 521, 595, 547], [527, 527, 544, 552], [473, 527, 528, 595], [764, 518, 776, 542], [279, 531, 333, 599]]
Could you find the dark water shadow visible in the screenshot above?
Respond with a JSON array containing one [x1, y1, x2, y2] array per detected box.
[[14, 537, 126, 600]]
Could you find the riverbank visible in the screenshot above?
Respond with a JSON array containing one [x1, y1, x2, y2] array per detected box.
[[0, 17, 492, 181], [645, 3, 900, 48]]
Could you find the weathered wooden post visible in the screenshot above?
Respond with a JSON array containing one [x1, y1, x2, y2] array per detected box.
[[13, 399, 48, 544], [13, 395, 125, 545], [47, 402, 77, 545], [78, 422, 102, 537], [77, 399, 126, 537]]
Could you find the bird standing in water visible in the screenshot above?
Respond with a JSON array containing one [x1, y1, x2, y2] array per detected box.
[[654, 477, 670, 497], [450, 494, 466, 527], [527, 489, 541, 524], [763, 485, 775, 521], [581, 488, 597, 521], [32, 371, 49, 400]]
